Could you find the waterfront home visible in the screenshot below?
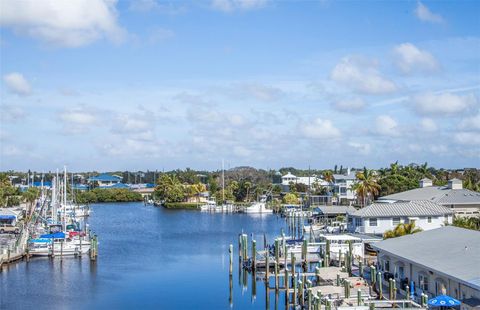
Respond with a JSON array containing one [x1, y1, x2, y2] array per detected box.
[[87, 173, 122, 187], [332, 169, 357, 204], [347, 200, 453, 235], [281, 172, 329, 189], [378, 178, 480, 218], [314, 205, 357, 224], [372, 226, 480, 310]]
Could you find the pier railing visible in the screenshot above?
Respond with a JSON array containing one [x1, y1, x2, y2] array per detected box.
[[0, 222, 29, 264]]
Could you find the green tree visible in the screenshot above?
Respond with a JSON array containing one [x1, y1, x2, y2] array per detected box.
[[283, 193, 298, 204], [383, 222, 422, 239], [154, 174, 185, 203], [354, 168, 381, 207]]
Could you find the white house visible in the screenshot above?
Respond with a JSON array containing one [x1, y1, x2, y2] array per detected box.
[[333, 170, 357, 203], [372, 226, 480, 309], [379, 178, 480, 218], [347, 200, 453, 235], [281, 172, 329, 188], [87, 173, 123, 187]]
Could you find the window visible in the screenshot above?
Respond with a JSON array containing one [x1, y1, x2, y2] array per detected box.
[[419, 273, 429, 291], [369, 218, 378, 227], [392, 217, 400, 226], [384, 260, 390, 272], [427, 217, 432, 223], [355, 218, 362, 227], [340, 187, 347, 194]]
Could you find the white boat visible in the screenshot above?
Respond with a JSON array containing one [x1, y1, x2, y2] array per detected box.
[[59, 202, 90, 218], [200, 199, 217, 212], [29, 234, 91, 256], [319, 234, 364, 260], [244, 201, 273, 214]]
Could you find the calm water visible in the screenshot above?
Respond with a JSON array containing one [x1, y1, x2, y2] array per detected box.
[[0, 202, 288, 309]]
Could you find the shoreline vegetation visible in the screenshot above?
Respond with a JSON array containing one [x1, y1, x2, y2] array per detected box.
[[75, 188, 143, 204]]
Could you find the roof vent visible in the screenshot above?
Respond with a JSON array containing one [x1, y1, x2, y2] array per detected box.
[[448, 178, 463, 190], [419, 178, 433, 188]]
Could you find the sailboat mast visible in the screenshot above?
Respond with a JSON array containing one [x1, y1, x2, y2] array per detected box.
[[63, 165, 67, 230], [222, 159, 225, 204]]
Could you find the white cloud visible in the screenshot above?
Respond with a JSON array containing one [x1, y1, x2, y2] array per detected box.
[[413, 92, 476, 116], [348, 142, 371, 155], [330, 57, 397, 94], [420, 118, 437, 132], [375, 115, 399, 137], [459, 114, 480, 131], [393, 43, 439, 74], [211, 0, 267, 12], [59, 107, 97, 134], [454, 132, 480, 145], [0, 0, 125, 47], [301, 118, 341, 140], [234, 83, 284, 102], [3, 72, 31, 95], [415, 2, 444, 24], [332, 98, 365, 113]]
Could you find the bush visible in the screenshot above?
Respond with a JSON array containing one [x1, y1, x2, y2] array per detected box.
[[75, 189, 143, 203], [163, 202, 199, 209]]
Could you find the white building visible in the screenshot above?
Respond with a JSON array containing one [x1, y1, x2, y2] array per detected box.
[[379, 178, 480, 218], [333, 170, 357, 202], [281, 172, 329, 188], [372, 226, 480, 309], [347, 200, 453, 235]]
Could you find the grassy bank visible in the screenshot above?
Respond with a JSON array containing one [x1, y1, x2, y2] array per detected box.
[[163, 202, 199, 209]]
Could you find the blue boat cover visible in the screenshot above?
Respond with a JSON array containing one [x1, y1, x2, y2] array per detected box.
[[0, 215, 16, 220], [40, 232, 65, 239], [29, 238, 53, 243]]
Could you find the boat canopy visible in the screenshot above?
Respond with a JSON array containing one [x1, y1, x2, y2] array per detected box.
[[40, 232, 65, 239], [29, 238, 53, 243], [0, 215, 16, 220]]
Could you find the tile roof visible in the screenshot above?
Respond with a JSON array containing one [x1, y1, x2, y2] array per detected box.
[[372, 226, 480, 290], [349, 200, 453, 218], [379, 186, 480, 205]]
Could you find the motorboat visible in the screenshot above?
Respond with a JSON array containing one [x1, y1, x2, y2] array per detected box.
[[244, 201, 273, 214]]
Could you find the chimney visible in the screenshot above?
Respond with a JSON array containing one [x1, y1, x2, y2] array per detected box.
[[448, 178, 463, 190], [419, 178, 432, 188]]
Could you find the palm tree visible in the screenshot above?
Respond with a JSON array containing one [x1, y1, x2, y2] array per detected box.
[[390, 161, 399, 175], [383, 222, 423, 239], [322, 170, 334, 197], [244, 181, 252, 202], [355, 167, 381, 207]]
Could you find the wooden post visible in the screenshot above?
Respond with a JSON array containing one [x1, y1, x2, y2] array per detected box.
[[389, 278, 393, 300], [285, 268, 289, 305], [315, 266, 320, 284], [357, 289, 362, 306], [79, 236, 82, 257], [275, 239, 280, 263], [265, 249, 270, 283], [238, 234, 242, 260], [317, 290, 322, 309], [377, 272, 383, 299], [298, 279, 303, 306], [274, 260, 279, 289], [229, 244, 233, 275], [392, 279, 397, 301], [290, 252, 295, 274], [369, 301, 375, 310], [344, 279, 350, 298], [292, 272, 297, 306], [60, 240, 63, 259], [302, 239, 307, 262], [336, 273, 340, 286], [359, 260, 363, 277], [405, 285, 410, 300], [348, 240, 353, 276], [338, 249, 342, 267], [371, 266, 376, 286], [307, 280, 313, 310], [252, 240, 257, 270]]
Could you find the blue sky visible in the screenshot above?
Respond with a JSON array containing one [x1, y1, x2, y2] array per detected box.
[[1, 0, 479, 171]]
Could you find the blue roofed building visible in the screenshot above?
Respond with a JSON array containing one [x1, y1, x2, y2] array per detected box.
[[87, 173, 122, 187]]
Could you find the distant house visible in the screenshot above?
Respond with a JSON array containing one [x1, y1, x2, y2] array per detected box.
[[372, 226, 480, 309], [347, 200, 453, 235], [0, 208, 23, 225], [87, 174, 122, 187], [280, 172, 329, 191], [332, 170, 358, 203], [379, 178, 480, 218]]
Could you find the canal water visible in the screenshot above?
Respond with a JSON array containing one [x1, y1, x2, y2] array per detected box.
[[0, 202, 288, 309]]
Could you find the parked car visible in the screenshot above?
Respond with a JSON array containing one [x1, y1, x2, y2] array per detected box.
[[0, 224, 20, 234]]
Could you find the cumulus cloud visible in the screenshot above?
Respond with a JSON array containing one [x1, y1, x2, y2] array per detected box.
[[301, 118, 341, 140], [59, 106, 98, 134], [454, 132, 480, 145], [211, 0, 267, 12], [0, 0, 125, 47], [348, 142, 371, 155], [3, 72, 31, 95], [393, 43, 439, 74], [459, 114, 480, 131], [415, 2, 444, 24], [374, 115, 399, 137], [330, 57, 397, 94], [412, 92, 476, 116], [420, 118, 437, 132], [332, 98, 366, 113]]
